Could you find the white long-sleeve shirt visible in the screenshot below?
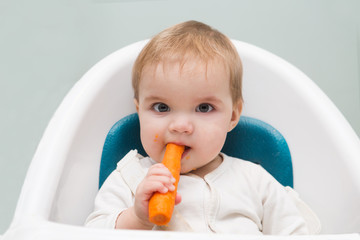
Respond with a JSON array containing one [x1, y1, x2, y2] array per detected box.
[[85, 150, 318, 235]]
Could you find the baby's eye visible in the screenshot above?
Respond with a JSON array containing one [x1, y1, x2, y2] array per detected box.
[[153, 103, 170, 112], [196, 103, 214, 113]]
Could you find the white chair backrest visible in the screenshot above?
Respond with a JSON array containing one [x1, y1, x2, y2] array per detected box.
[[13, 40, 360, 234]]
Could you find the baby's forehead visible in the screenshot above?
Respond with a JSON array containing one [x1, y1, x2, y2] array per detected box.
[[144, 56, 229, 77], [139, 58, 230, 93]]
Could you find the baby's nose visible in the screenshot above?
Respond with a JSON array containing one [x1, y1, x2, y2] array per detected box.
[[168, 116, 194, 134]]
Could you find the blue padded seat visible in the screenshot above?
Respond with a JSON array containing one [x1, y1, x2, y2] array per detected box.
[[99, 113, 293, 188]]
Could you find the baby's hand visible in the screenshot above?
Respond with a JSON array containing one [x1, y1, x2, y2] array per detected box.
[[134, 163, 180, 226]]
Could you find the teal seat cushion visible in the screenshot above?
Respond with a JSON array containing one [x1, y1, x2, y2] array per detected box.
[[99, 113, 293, 188]]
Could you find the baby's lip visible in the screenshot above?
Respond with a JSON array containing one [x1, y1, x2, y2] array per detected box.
[[182, 146, 191, 158], [167, 143, 191, 158], [168, 142, 186, 148], [171, 142, 191, 152]]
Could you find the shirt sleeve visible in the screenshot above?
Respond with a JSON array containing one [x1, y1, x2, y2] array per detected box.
[[84, 169, 134, 228], [255, 166, 310, 235]]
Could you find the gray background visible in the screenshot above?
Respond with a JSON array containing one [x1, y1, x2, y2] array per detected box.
[[1, 0, 359, 234]]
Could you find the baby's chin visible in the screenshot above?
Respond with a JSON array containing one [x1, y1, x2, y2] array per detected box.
[[180, 166, 197, 175]]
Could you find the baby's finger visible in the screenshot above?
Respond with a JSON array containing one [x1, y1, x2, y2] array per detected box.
[[146, 175, 175, 191], [147, 164, 175, 179], [143, 179, 173, 194]]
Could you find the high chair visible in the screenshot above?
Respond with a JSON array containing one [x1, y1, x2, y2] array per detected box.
[[3, 40, 360, 240]]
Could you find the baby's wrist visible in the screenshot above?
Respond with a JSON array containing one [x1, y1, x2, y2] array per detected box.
[[132, 207, 154, 229], [117, 207, 153, 230]]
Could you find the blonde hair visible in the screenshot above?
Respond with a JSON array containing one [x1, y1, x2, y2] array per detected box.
[[132, 20, 243, 104]]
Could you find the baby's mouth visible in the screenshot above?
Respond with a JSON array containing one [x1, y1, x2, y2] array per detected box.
[[182, 146, 191, 158]]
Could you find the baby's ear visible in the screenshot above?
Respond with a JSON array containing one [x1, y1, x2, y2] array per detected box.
[[134, 98, 139, 112], [228, 101, 242, 132]]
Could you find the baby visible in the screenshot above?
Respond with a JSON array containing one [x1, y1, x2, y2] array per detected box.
[[85, 20, 318, 235]]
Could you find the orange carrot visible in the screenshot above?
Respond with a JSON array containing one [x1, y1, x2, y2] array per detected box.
[[148, 143, 185, 225]]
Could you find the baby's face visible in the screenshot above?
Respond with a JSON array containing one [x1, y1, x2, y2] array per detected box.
[[135, 59, 241, 175]]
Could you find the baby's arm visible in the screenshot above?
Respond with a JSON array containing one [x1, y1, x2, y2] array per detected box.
[[115, 163, 180, 229], [85, 169, 134, 228], [257, 168, 309, 234]]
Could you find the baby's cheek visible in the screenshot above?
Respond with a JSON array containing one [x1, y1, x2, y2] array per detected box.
[[203, 126, 227, 153], [145, 138, 166, 164]]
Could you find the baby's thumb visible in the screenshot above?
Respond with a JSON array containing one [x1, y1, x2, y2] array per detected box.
[[175, 193, 182, 205]]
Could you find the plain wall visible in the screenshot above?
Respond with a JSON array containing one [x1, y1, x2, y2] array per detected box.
[[0, 0, 359, 234]]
